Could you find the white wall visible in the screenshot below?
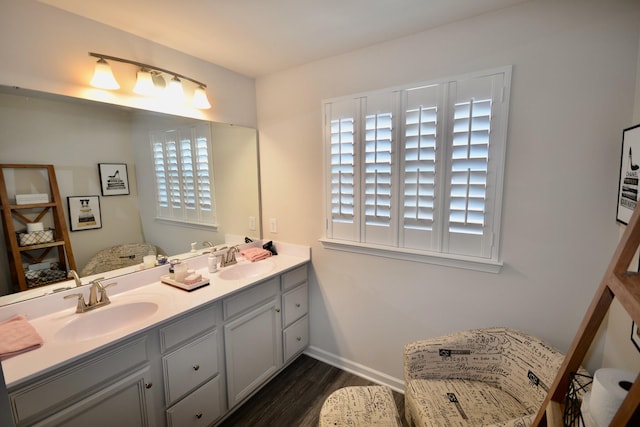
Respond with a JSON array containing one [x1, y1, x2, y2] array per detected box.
[[602, 28, 640, 372], [256, 0, 640, 385]]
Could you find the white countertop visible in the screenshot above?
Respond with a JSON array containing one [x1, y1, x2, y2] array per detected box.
[[0, 241, 310, 388]]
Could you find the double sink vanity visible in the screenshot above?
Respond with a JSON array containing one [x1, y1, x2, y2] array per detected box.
[[0, 241, 310, 426]]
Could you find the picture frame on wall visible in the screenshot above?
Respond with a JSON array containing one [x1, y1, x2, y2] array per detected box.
[[67, 196, 102, 231], [617, 124, 640, 225], [631, 321, 640, 353], [98, 163, 130, 196]]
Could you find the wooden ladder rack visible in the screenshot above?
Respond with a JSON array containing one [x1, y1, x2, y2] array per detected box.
[[533, 206, 640, 426], [0, 164, 76, 292]]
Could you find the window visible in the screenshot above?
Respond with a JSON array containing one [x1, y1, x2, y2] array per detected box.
[[322, 67, 511, 272], [151, 122, 217, 226]]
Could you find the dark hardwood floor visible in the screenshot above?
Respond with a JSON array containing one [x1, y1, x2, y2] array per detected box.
[[217, 354, 407, 426]]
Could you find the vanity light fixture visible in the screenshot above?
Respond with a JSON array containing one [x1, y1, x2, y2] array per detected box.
[[88, 52, 212, 109]]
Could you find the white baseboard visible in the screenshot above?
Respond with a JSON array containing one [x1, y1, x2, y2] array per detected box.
[[304, 346, 405, 393]]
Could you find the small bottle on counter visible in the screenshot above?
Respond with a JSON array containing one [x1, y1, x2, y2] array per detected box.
[[208, 253, 218, 273]]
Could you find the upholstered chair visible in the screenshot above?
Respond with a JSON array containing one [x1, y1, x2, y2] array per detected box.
[[404, 327, 584, 427], [80, 243, 158, 276]]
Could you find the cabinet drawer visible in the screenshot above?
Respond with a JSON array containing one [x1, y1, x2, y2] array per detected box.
[[283, 283, 308, 327], [283, 315, 309, 362], [10, 337, 148, 424], [163, 331, 219, 405], [223, 277, 279, 320], [282, 264, 308, 291], [166, 376, 223, 427], [160, 303, 217, 352]]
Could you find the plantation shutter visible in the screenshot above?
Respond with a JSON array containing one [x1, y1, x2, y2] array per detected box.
[[151, 122, 216, 224], [323, 67, 510, 268], [401, 84, 443, 251], [361, 93, 397, 246], [325, 99, 360, 241], [444, 73, 506, 258]]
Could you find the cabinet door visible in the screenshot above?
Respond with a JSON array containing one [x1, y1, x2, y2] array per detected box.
[[34, 367, 152, 427], [224, 298, 282, 408]]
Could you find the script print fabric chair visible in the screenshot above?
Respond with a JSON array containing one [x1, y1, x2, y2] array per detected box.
[[80, 243, 158, 276], [404, 327, 573, 427]]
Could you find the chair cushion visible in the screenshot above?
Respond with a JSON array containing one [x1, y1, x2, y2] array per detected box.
[[319, 386, 402, 426], [406, 378, 532, 427]]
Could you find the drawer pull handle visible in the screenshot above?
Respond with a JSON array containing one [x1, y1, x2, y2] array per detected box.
[[295, 303, 301, 308], [195, 412, 203, 419], [145, 382, 153, 389], [296, 337, 302, 341], [193, 365, 200, 371]]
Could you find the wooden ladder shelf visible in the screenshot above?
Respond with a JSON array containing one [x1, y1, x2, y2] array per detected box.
[[534, 206, 640, 426], [0, 164, 76, 292]]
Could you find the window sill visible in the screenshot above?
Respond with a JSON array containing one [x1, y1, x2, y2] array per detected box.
[[155, 217, 219, 230], [319, 238, 503, 273]]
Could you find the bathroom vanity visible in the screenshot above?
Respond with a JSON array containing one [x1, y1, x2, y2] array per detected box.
[[0, 242, 310, 426]]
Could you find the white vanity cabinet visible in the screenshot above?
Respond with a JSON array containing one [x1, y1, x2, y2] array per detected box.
[[223, 276, 282, 408], [8, 337, 154, 427], [6, 258, 310, 426], [160, 303, 225, 427]]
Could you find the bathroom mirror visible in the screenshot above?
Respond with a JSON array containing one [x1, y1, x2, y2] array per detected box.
[[0, 85, 261, 303]]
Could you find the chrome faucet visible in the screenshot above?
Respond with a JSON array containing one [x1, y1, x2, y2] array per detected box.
[[67, 269, 82, 287], [221, 246, 239, 267], [64, 280, 117, 313]]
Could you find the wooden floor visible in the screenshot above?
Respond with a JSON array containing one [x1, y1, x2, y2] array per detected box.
[[217, 354, 408, 426]]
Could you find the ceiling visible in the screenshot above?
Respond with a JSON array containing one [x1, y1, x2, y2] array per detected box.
[[39, 0, 530, 78]]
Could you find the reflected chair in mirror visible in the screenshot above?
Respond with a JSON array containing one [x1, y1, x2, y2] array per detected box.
[[403, 327, 589, 427], [80, 243, 158, 276]]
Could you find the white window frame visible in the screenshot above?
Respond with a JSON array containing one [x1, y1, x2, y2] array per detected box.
[[150, 122, 218, 228], [320, 67, 511, 273]]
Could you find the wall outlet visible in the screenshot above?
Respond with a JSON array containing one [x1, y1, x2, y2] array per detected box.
[[269, 218, 278, 233], [249, 216, 256, 231]]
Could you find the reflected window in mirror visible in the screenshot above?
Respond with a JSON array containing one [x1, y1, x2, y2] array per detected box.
[[151, 122, 217, 226]]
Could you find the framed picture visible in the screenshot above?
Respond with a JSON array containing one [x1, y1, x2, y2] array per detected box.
[[98, 163, 130, 196], [617, 124, 640, 224], [632, 321, 640, 353], [67, 196, 102, 231]]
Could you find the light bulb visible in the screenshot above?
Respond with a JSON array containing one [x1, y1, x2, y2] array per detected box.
[[90, 58, 120, 90]]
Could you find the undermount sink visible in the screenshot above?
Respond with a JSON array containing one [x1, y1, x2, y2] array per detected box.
[[218, 259, 275, 281], [54, 301, 159, 343]]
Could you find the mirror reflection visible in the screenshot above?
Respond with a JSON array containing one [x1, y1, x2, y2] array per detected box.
[[0, 85, 261, 302]]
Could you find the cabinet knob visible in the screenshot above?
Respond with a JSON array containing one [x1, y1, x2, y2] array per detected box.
[[193, 364, 200, 371], [296, 337, 302, 341], [295, 303, 301, 308], [145, 382, 153, 389], [195, 412, 203, 419], [275, 308, 281, 313]]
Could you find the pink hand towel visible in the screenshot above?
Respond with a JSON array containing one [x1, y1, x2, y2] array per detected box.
[[240, 247, 272, 262], [0, 315, 43, 360]]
